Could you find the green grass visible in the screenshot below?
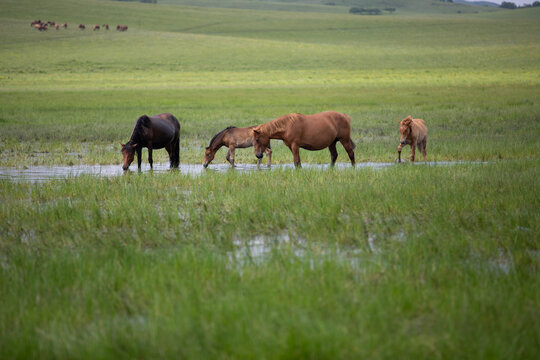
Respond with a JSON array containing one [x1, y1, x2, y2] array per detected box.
[[0, 0, 539, 358], [1, 162, 539, 358]]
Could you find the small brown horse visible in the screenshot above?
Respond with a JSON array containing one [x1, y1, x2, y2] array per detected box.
[[397, 116, 427, 162], [252, 111, 355, 167], [203, 126, 272, 168], [62, 23, 68, 29], [92, 25, 100, 31], [78, 24, 86, 30], [121, 113, 180, 171]]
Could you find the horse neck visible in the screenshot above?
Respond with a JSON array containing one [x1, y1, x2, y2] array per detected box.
[[209, 131, 227, 152], [129, 123, 146, 145], [259, 115, 292, 139]]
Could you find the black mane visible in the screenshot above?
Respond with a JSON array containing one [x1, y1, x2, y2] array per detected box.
[[127, 115, 151, 145], [208, 126, 236, 148]]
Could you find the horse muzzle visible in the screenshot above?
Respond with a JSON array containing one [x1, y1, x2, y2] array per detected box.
[[203, 162, 208, 168], [255, 152, 263, 160], [400, 140, 406, 146]]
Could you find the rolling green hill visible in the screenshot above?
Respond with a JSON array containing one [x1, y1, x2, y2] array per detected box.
[[158, 0, 501, 13]]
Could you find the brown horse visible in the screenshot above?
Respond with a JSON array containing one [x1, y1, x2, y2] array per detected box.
[[92, 25, 100, 31], [203, 126, 272, 168], [252, 111, 355, 167], [35, 23, 48, 31], [397, 116, 427, 162], [62, 23, 68, 29], [78, 24, 86, 30], [121, 113, 180, 171], [117, 25, 128, 31], [103, 24, 109, 30]]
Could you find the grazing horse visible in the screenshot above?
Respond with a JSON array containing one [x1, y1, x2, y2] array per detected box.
[[116, 24, 128, 31], [203, 126, 272, 168], [121, 113, 180, 171], [252, 111, 355, 167], [31, 20, 42, 27], [79, 24, 86, 30], [103, 24, 109, 30], [62, 23, 68, 29], [55, 24, 59, 30], [92, 25, 100, 31], [397, 116, 427, 162], [35, 23, 48, 31]]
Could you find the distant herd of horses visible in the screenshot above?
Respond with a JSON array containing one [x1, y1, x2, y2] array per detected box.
[[120, 112, 428, 171], [31, 20, 128, 32]]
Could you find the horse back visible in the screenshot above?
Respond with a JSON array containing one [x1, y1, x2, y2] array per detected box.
[[412, 118, 427, 141], [223, 126, 258, 148], [142, 113, 180, 148]]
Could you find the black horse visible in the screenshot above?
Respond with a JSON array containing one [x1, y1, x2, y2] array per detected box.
[[121, 113, 180, 171]]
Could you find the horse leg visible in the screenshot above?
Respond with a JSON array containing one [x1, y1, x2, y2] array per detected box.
[[421, 139, 427, 161], [410, 143, 416, 162], [265, 147, 272, 167], [171, 137, 180, 168], [339, 138, 355, 167], [148, 146, 154, 169], [329, 140, 338, 166], [136, 148, 142, 170], [228, 145, 235, 167], [290, 143, 301, 168]]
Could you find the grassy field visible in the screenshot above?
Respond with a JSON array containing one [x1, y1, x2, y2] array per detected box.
[[1, 0, 539, 358]]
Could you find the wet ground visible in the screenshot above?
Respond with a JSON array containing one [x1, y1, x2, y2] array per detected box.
[[0, 161, 486, 183]]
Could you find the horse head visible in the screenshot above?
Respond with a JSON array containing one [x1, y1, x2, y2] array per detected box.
[[399, 116, 413, 146], [203, 146, 216, 168], [121, 142, 138, 170], [252, 128, 269, 160]]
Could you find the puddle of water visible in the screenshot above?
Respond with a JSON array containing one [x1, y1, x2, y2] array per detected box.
[[227, 231, 388, 275], [0, 161, 488, 183]]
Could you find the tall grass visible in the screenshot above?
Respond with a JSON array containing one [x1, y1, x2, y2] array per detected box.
[[1, 162, 539, 358]]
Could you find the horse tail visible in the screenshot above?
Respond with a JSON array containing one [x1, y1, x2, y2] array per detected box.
[[172, 115, 180, 168], [177, 122, 181, 167]]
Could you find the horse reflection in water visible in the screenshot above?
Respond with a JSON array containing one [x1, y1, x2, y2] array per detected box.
[[203, 126, 272, 168], [121, 113, 180, 171]]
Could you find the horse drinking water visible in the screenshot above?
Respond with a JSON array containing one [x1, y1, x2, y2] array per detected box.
[[252, 111, 356, 167], [121, 113, 180, 171], [203, 126, 272, 168], [397, 116, 427, 163]]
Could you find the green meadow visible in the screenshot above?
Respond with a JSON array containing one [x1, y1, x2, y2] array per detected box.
[[1, 0, 539, 358]]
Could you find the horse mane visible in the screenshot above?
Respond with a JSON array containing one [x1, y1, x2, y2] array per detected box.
[[256, 113, 300, 136], [208, 126, 236, 148], [401, 116, 413, 126], [126, 115, 151, 145]]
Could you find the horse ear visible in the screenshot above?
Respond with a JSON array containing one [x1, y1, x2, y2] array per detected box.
[[120, 143, 125, 147], [252, 129, 260, 135]]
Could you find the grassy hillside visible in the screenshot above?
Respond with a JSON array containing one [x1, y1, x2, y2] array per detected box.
[[159, 0, 501, 13], [0, 0, 538, 165]]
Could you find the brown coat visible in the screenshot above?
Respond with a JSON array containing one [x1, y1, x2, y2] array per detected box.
[[398, 116, 427, 162]]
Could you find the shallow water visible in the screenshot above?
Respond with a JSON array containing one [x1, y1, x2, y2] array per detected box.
[[0, 161, 486, 183]]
